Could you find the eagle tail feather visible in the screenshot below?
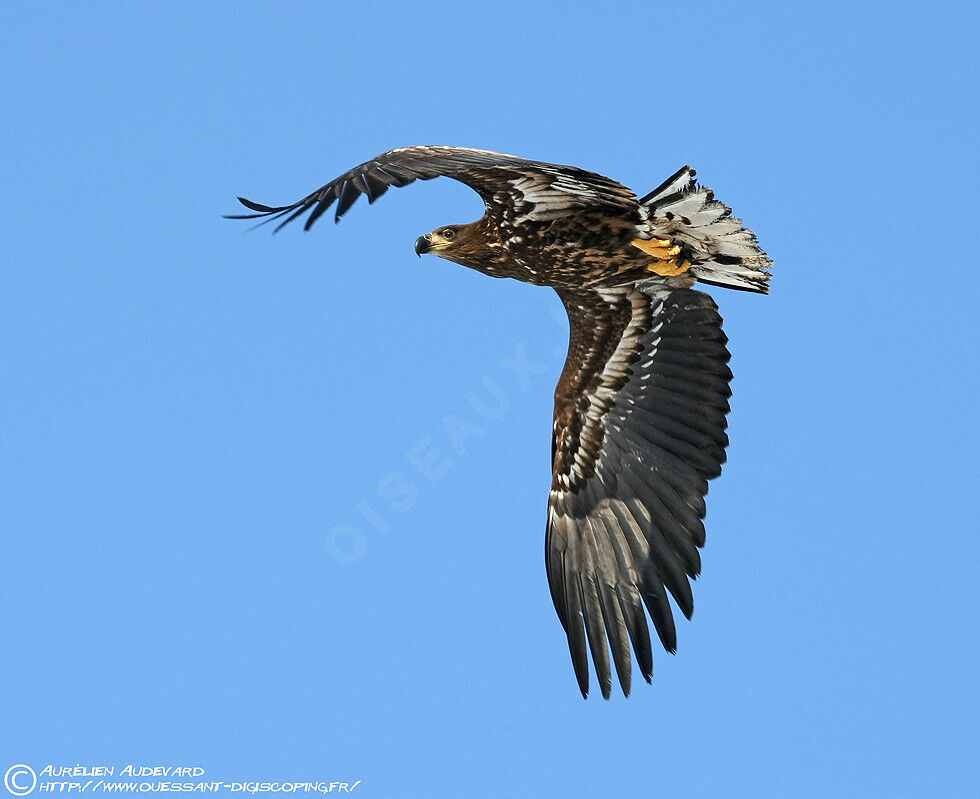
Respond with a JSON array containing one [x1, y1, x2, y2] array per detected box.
[[639, 167, 772, 294]]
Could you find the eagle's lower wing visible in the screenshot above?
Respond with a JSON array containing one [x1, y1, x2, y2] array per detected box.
[[548, 285, 732, 698], [227, 145, 638, 231]]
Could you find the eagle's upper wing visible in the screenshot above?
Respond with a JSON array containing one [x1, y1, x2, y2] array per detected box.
[[227, 145, 638, 231], [548, 285, 732, 698]]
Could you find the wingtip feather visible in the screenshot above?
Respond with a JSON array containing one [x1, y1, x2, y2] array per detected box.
[[236, 196, 283, 213]]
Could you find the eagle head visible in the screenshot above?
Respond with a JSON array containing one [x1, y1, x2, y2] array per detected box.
[[414, 219, 504, 274], [414, 226, 460, 258]]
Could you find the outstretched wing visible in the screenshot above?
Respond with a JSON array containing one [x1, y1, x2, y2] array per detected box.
[[548, 285, 732, 698], [227, 145, 638, 231]]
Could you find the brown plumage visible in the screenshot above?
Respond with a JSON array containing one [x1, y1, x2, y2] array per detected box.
[[229, 145, 772, 698]]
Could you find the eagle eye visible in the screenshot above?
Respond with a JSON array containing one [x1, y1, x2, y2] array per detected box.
[[442, 228, 455, 240]]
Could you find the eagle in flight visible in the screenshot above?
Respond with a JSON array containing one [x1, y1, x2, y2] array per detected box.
[[229, 146, 771, 699]]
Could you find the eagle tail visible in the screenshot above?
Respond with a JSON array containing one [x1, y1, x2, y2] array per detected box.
[[638, 166, 772, 294]]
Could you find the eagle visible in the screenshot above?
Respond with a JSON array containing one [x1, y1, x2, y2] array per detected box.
[[229, 146, 772, 698]]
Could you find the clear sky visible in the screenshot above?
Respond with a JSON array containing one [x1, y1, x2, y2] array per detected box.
[[1, 2, 977, 797]]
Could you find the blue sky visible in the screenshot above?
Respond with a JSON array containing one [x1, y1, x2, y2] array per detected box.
[[1, 2, 977, 796]]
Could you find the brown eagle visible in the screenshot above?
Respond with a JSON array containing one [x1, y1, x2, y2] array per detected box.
[[229, 146, 771, 698]]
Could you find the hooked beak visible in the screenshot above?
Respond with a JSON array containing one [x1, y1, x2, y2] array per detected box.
[[414, 235, 431, 257]]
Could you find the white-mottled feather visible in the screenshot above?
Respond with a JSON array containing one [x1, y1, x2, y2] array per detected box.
[[638, 168, 772, 293]]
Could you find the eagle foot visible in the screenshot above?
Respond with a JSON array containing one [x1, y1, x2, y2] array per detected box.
[[631, 237, 692, 276]]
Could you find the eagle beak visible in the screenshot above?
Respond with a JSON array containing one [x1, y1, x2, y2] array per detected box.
[[414, 235, 431, 257]]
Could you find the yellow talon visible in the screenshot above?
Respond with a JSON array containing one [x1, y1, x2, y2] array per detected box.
[[647, 259, 691, 276], [632, 238, 691, 277], [631, 237, 680, 257]]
